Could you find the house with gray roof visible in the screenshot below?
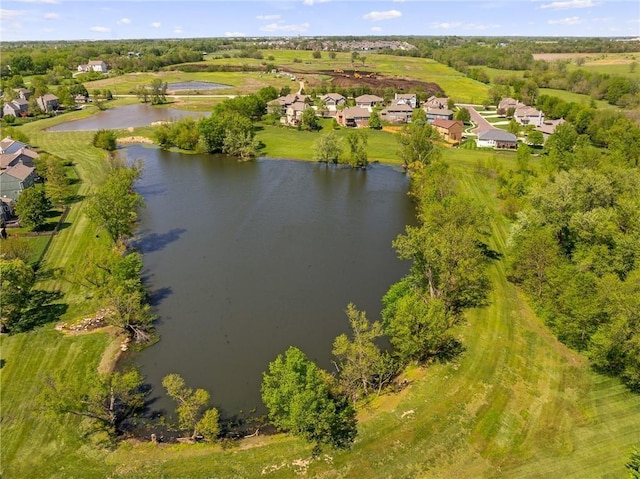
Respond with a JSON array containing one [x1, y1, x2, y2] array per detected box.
[[320, 93, 346, 110], [355, 94, 384, 110], [476, 129, 518, 150], [380, 101, 413, 123], [3, 98, 29, 118], [36, 94, 59, 113], [424, 96, 449, 110], [0, 163, 37, 200], [425, 107, 454, 123], [0, 137, 39, 170], [336, 106, 371, 128], [13, 88, 32, 101], [394, 93, 417, 108]]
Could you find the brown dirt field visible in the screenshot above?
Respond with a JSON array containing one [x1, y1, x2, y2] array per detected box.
[[287, 68, 444, 95]]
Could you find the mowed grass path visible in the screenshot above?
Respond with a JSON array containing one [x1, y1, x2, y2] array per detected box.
[[1, 128, 638, 477]]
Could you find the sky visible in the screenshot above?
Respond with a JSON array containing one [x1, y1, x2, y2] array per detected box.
[[1, 0, 639, 42]]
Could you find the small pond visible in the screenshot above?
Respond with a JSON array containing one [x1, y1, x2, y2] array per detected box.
[[123, 145, 415, 420], [167, 81, 231, 91], [47, 104, 210, 132]]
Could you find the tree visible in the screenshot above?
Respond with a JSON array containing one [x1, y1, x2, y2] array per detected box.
[[346, 130, 368, 169], [0, 258, 35, 332], [527, 130, 544, 147], [42, 155, 70, 204], [313, 131, 343, 164], [262, 346, 357, 451], [198, 111, 253, 154], [397, 122, 441, 170], [149, 79, 168, 105], [312, 50, 322, 59], [222, 128, 259, 160], [134, 85, 149, 103], [42, 368, 147, 438], [368, 110, 382, 129], [15, 187, 51, 231], [86, 165, 143, 242], [329, 51, 337, 60], [332, 304, 394, 400], [627, 448, 640, 478], [455, 107, 471, 124], [162, 373, 220, 441], [93, 129, 117, 151], [300, 107, 318, 131], [507, 118, 520, 135]]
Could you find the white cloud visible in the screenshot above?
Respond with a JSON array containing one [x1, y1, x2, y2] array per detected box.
[[463, 23, 501, 30], [548, 16, 582, 24], [90, 26, 110, 33], [260, 22, 310, 33], [303, 0, 330, 5], [173, 27, 183, 34], [0, 9, 26, 22], [540, 0, 598, 9], [430, 21, 462, 29], [371, 26, 383, 32], [363, 10, 402, 21], [42, 27, 55, 33], [117, 18, 131, 25], [225, 31, 246, 37], [257, 14, 281, 21], [44, 12, 59, 20], [151, 22, 161, 28]]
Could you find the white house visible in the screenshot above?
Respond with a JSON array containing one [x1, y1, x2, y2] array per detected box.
[[476, 129, 518, 150], [78, 60, 108, 73]]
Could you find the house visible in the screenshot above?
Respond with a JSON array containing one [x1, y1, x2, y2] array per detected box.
[[2, 99, 29, 118], [497, 97, 519, 116], [282, 101, 309, 126], [433, 119, 464, 145], [355, 94, 384, 110], [536, 118, 565, 139], [0, 196, 16, 225], [36, 94, 59, 113], [269, 94, 308, 115], [78, 60, 108, 73], [0, 137, 38, 170], [0, 163, 37, 200], [380, 101, 413, 124], [514, 104, 545, 127], [424, 96, 449, 110], [13, 88, 32, 101], [476, 129, 518, 150], [425, 107, 454, 123], [320, 93, 346, 110], [394, 93, 417, 108], [336, 106, 371, 128]]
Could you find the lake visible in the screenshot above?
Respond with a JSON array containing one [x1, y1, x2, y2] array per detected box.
[[47, 104, 210, 131], [124, 145, 415, 420]]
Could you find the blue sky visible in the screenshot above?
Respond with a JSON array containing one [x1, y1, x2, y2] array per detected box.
[[1, 0, 639, 42]]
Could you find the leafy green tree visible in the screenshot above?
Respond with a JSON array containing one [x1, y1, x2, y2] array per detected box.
[[0, 258, 35, 332], [43, 155, 70, 204], [411, 107, 427, 124], [627, 447, 640, 478], [368, 110, 382, 129], [134, 85, 149, 103], [15, 187, 51, 231], [300, 107, 318, 131], [346, 130, 368, 169], [198, 111, 253, 154], [93, 129, 117, 151], [313, 131, 343, 164], [455, 107, 471, 124], [332, 304, 394, 400], [42, 368, 148, 438], [149, 79, 168, 105], [0, 236, 33, 263], [397, 121, 441, 170], [86, 165, 143, 242], [262, 346, 357, 451], [162, 373, 220, 441], [222, 128, 259, 160], [527, 130, 544, 147], [507, 118, 520, 135]]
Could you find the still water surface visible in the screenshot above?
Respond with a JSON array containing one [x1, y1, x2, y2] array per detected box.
[[47, 104, 209, 131], [125, 145, 415, 418]]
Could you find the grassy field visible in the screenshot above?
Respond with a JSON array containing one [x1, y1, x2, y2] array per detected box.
[[538, 88, 619, 110], [2, 118, 639, 478]]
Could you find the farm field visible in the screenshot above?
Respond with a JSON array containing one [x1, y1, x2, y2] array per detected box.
[[2, 116, 639, 477]]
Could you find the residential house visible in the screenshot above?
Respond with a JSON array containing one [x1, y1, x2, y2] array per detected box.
[[497, 97, 519, 116], [1, 137, 29, 155], [355, 94, 384, 110], [0, 148, 38, 170], [13, 88, 32, 101], [535, 118, 565, 139], [433, 119, 464, 145], [0, 163, 37, 200], [282, 101, 309, 126], [336, 106, 371, 128], [0, 196, 16, 225], [425, 107, 454, 123], [269, 93, 308, 115], [36, 94, 59, 113], [320, 93, 346, 110], [424, 96, 449, 110], [476, 129, 518, 150], [3, 99, 29, 118], [394, 93, 417, 108], [78, 60, 108, 73], [380, 101, 413, 124], [514, 104, 545, 127]]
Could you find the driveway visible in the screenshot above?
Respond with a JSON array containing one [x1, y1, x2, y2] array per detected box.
[[457, 104, 494, 134]]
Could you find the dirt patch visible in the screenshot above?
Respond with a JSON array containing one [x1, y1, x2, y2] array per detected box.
[[287, 68, 444, 96], [117, 136, 155, 145]]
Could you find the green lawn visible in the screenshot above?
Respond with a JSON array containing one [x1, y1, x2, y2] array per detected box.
[[538, 88, 619, 110], [2, 116, 639, 478]]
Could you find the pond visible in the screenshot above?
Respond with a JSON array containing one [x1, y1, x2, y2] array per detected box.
[[167, 81, 231, 91], [47, 104, 210, 131], [124, 145, 415, 420]]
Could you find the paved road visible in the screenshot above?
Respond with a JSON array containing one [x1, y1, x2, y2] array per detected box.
[[457, 104, 494, 134]]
